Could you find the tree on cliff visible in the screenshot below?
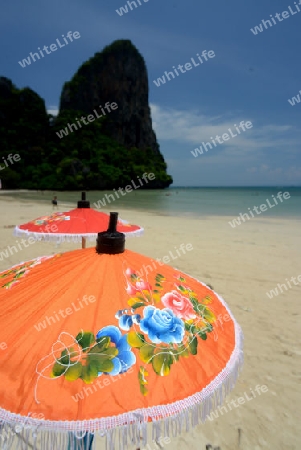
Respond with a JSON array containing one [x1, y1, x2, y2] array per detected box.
[[0, 40, 172, 190]]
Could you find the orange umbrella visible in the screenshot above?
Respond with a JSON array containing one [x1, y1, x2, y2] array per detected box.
[[14, 192, 144, 248], [0, 213, 243, 450]]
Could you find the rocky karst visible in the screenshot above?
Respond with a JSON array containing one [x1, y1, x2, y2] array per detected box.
[[59, 40, 161, 156]]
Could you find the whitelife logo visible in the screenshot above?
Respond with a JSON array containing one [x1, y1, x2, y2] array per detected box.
[[116, 0, 150, 16], [0, 237, 37, 261], [191, 121, 253, 157], [206, 384, 269, 421], [55, 102, 118, 139], [288, 89, 301, 106], [0, 153, 21, 171], [153, 50, 215, 87], [93, 173, 155, 208], [228, 191, 290, 228], [0, 414, 45, 444], [71, 365, 134, 402], [250, 2, 301, 35], [34, 295, 96, 332], [266, 274, 301, 299], [136, 243, 193, 278], [18, 31, 81, 68]]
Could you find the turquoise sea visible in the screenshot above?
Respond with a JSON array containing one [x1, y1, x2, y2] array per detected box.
[[5, 187, 301, 219]]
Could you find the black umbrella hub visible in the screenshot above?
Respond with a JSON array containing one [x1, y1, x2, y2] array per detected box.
[[77, 191, 90, 208], [96, 212, 125, 254]]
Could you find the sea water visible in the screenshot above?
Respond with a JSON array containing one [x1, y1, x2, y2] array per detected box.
[[4, 187, 301, 218]]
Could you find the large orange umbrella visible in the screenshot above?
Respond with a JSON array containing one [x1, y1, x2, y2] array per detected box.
[[0, 213, 243, 450], [14, 192, 144, 248]]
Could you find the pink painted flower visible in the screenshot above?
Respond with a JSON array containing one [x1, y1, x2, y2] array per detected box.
[[125, 268, 135, 277], [161, 290, 196, 320], [135, 281, 151, 291], [126, 283, 138, 295], [126, 280, 152, 295]]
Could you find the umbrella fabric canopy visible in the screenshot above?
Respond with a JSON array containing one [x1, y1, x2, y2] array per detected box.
[[13, 193, 144, 248], [0, 215, 243, 450]]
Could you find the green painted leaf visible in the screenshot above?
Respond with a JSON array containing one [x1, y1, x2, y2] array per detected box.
[[94, 336, 111, 351], [76, 331, 95, 350], [140, 384, 148, 395], [189, 297, 199, 308], [89, 347, 118, 358], [68, 347, 80, 361], [65, 362, 82, 381], [51, 362, 67, 377], [130, 302, 145, 310], [177, 343, 190, 357], [103, 348, 118, 358], [152, 352, 173, 376], [138, 366, 149, 395], [15, 271, 25, 279], [138, 366, 148, 384], [188, 336, 198, 355], [140, 344, 155, 363], [95, 359, 114, 373], [185, 322, 193, 332], [92, 337, 111, 351], [168, 348, 180, 361], [130, 274, 138, 280], [80, 364, 99, 384], [59, 349, 71, 365], [202, 295, 212, 304], [195, 305, 216, 323], [178, 285, 186, 292], [127, 331, 145, 348], [85, 356, 103, 372]]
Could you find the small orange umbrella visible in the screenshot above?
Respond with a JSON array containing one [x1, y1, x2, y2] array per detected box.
[[14, 192, 144, 248], [0, 213, 243, 449]]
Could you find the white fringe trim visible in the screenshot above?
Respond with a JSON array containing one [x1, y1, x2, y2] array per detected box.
[[0, 285, 243, 450], [13, 226, 144, 243]]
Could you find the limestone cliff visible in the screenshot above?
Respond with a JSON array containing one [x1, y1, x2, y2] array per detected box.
[[0, 41, 173, 190], [59, 40, 163, 158]]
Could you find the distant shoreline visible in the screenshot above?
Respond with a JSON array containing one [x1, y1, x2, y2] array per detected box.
[[1, 188, 300, 220]]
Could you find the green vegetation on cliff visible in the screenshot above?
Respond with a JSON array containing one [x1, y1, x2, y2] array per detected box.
[[0, 86, 172, 189], [0, 40, 173, 190]]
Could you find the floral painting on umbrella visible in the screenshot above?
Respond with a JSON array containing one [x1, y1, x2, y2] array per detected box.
[[49, 267, 217, 395], [32, 212, 70, 226], [0, 255, 61, 289]]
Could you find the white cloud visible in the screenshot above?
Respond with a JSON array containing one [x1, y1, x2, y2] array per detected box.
[[47, 107, 59, 116], [151, 104, 301, 185], [150, 103, 296, 155]]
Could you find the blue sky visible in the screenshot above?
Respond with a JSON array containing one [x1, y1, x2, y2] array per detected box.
[[1, 0, 301, 186]]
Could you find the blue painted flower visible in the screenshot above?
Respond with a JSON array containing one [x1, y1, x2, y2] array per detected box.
[[116, 312, 141, 330], [96, 326, 136, 376], [118, 314, 133, 331], [139, 306, 185, 344]]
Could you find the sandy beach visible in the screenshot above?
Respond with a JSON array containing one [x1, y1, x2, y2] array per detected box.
[[0, 194, 300, 450]]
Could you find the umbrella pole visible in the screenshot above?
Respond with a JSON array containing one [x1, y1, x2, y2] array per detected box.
[[82, 237, 86, 249], [67, 432, 94, 449]]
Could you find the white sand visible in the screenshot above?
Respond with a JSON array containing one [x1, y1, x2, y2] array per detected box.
[[0, 194, 300, 450]]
